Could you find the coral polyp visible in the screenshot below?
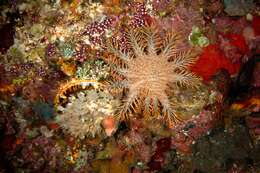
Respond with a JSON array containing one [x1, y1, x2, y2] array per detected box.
[[106, 26, 201, 125]]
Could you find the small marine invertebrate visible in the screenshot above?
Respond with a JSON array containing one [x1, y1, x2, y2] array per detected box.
[[56, 59, 76, 77], [106, 26, 200, 125], [55, 88, 120, 138]]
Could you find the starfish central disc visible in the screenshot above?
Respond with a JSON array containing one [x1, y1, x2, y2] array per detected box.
[[128, 55, 171, 96]]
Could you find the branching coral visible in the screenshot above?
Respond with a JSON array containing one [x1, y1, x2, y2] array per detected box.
[[106, 26, 200, 126], [55, 88, 120, 139]]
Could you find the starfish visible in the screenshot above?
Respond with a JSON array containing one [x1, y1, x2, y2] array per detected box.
[[106, 26, 200, 126]]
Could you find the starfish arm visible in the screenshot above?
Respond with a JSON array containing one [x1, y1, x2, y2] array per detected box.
[[161, 32, 180, 58], [170, 70, 200, 87], [158, 95, 178, 125], [143, 27, 162, 56], [119, 91, 141, 120], [114, 67, 128, 76], [152, 97, 160, 116], [143, 97, 151, 117], [107, 39, 131, 62], [127, 29, 146, 56], [108, 79, 129, 90], [170, 50, 197, 70]]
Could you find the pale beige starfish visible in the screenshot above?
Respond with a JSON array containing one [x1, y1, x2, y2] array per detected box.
[[106, 26, 200, 126]]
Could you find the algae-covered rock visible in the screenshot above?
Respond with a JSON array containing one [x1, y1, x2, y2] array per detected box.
[[192, 124, 253, 173], [171, 83, 212, 120], [224, 0, 255, 16], [32, 101, 54, 120], [95, 140, 116, 160]]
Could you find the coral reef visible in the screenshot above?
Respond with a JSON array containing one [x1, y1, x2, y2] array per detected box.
[[0, 0, 260, 172]]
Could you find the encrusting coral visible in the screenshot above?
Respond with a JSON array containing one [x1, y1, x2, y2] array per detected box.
[[106, 26, 201, 126]]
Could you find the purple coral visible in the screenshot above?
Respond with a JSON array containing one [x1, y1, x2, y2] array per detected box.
[[74, 43, 88, 62], [45, 43, 56, 58], [82, 17, 114, 47], [128, 2, 151, 28]]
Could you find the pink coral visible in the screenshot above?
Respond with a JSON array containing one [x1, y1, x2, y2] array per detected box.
[[172, 4, 204, 38], [151, 0, 172, 13]]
